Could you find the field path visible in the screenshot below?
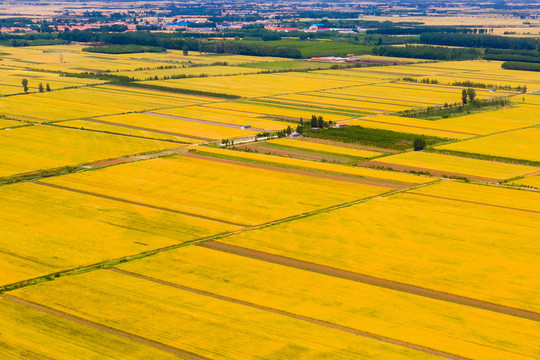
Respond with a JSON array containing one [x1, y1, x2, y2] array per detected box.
[[110, 268, 470, 360], [200, 241, 540, 323], [1, 294, 209, 360]]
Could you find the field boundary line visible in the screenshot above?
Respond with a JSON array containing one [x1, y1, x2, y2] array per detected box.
[[0, 180, 436, 294], [199, 241, 540, 323], [33, 181, 249, 227], [407, 192, 540, 215], [110, 268, 470, 360], [1, 294, 209, 360]]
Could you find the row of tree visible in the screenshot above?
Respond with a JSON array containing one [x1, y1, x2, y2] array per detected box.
[[372, 45, 481, 61], [419, 32, 539, 51], [21, 79, 51, 93]]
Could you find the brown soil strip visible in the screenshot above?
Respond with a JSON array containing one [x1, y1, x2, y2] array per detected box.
[[34, 181, 248, 228], [184, 153, 408, 189], [295, 137, 397, 153], [408, 192, 540, 215], [238, 143, 351, 163], [145, 112, 266, 132], [354, 117, 478, 136], [87, 118, 211, 141], [1, 294, 209, 360], [110, 268, 469, 360], [361, 161, 500, 183], [200, 241, 540, 323]]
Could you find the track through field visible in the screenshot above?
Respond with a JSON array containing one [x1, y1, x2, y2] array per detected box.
[[200, 241, 540, 323]]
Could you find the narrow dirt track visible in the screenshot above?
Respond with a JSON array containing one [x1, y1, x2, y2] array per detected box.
[[110, 268, 470, 360], [1, 294, 209, 360], [361, 161, 500, 183], [200, 241, 540, 323], [34, 181, 248, 228], [183, 153, 410, 189]]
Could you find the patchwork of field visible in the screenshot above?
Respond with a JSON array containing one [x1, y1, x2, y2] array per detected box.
[[358, 60, 540, 90], [0, 85, 211, 122], [56, 119, 200, 144], [154, 105, 296, 131], [111, 246, 540, 360], [0, 125, 177, 178], [220, 185, 540, 313], [41, 154, 389, 226], [93, 112, 258, 140], [141, 71, 370, 97], [372, 151, 538, 181], [116, 65, 263, 80], [436, 127, 540, 162], [0, 67, 104, 95], [192, 145, 434, 186], [0, 45, 287, 73], [2, 45, 540, 360], [0, 181, 238, 286], [10, 270, 438, 360], [204, 100, 356, 121], [266, 138, 383, 159]]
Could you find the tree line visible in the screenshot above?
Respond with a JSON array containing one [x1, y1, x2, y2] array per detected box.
[[419, 32, 539, 51], [372, 45, 481, 61]]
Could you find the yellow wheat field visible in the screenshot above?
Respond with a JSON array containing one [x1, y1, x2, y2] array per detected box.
[[0, 125, 177, 177], [0, 299, 179, 360], [12, 270, 439, 360], [0, 182, 237, 285], [511, 175, 540, 189], [43, 154, 388, 226], [437, 127, 540, 162], [142, 71, 367, 97], [156, 106, 295, 131], [374, 151, 537, 180], [57, 120, 199, 144], [204, 100, 354, 122], [119, 246, 540, 360], [192, 145, 434, 184], [222, 191, 540, 313], [267, 138, 383, 158], [96, 113, 257, 140], [116, 65, 262, 80]]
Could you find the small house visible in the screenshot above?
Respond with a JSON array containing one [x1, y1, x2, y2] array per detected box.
[[289, 132, 301, 138]]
